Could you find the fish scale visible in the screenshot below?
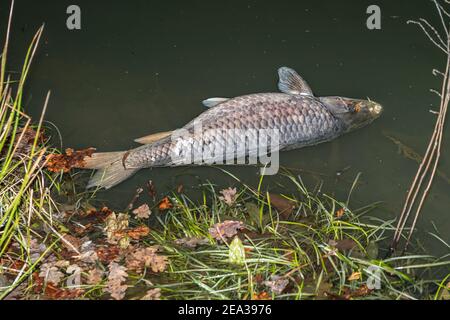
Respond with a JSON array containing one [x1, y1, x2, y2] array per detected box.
[[124, 93, 341, 169]]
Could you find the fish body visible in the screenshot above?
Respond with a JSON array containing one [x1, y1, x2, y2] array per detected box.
[[82, 67, 383, 189], [125, 93, 341, 169]]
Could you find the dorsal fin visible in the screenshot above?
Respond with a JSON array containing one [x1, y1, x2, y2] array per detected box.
[[134, 131, 173, 144], [202, 97, 229, 108], [278, 67, 313, 96]]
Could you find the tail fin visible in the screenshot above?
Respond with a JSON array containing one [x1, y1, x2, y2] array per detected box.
[[81, 151, 138, 190]]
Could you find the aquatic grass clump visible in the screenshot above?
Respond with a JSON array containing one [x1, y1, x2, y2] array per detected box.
[[145, 174, 450, 300], [0, 2, 66, 298]]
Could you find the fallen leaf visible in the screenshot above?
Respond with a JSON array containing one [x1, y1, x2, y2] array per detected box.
[[106, 262, 128, 300], [43, 284, 84, 300], [219, 187, 237, 206], [126, 225, 150, 240], [118, 236, 131, 249], [252, 291, 271, 300], [85, 268, 104, 285], [29, 238, 47, 263], [96, 246, 121, 263], [268, 193, 295, 218], [263, 276, 289, 295], [228, 236, 245, 265], [125, 246, 168, 273], [141, 288, 161, 300], [147, 180, 157, 200], [366, 241, 379, 259], [438, 282, 450, 300], [132, 204, 151, 219], [329, 238, 358, 251], [14, 127, 45, 155], [126, 187, 144, 211], [209, 220, 244, 241], [158, 197, 173, 211], [348, 271, 361, 281], [174, 237, 209, 249], [45, 147, 96, 173], [104, 212, 129, 244], [335, 208, 345, 219], [39, 263, 65, 285], [325, 284, 373, 300], [78, 250, 99, 264], [61, 234, 81, 253], [351, 284, 373, 298], [66, 264, 82, 288], [253, 274, 264, 284]]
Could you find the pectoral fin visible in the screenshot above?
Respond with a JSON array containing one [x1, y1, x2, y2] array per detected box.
[[278, 67, 313, 96], [202, 97, 229, 108], [134, 131, 173, 144]]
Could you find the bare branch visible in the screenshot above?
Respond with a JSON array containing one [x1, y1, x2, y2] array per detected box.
[[407, 20, 448, 53]]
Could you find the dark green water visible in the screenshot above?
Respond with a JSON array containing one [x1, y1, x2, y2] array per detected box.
[[1, 0, 449, 255]]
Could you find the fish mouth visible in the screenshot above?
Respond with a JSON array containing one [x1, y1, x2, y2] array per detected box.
[[369, 103, 383, 118]]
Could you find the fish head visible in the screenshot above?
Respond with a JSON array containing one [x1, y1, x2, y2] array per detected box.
[[319, 96, 383, 132]]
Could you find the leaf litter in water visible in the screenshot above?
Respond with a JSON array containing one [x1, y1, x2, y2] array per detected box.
[[228, 236, 246, 265], [125, 246, 168, 273], [158, 197, 173, 211], [267, 193, 296, 218], [263, 276, 289, 295], [209, 220, 245, 241], [328, 238, 358, 251], [219, 187, 238, 206], [141, 288, 162, 300], [132, 203, 151, 219], [45, 147, 96, 173], [85, 268, 104, 285], [106, 262, 128, 300], [174, 237, 209, 249]]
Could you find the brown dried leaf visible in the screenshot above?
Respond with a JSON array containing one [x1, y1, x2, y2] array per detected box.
[[126, 225, 150, 240], [174, 237, 209, 249], [348, 271, 361, 281], [43, 284, 84, 300], [132, 204, 151, 219], [263, 276, 289, 295], [61, 234, 81, 253], [252, 291, 271, 300], [147, 180, 157, 200], [45, 147, 96, 173], [78, 250, 99, 264], [125, 246, 168, 273], [219, 187, 238, 206], [106, 262, 128, 300], [268, 193, 296, 218], [104, 212, 129, 243], [158, 197, 173, 211], [96, 246, 121, 263], [85, 268, 104, 285], [351, 284, 373, 297], [14, 127, 45, 155], [141, 288, 161, 300], [336, 208, 345, 219], [39, 263, 65, 285], [329, 238, 358, 251], [209, 220, 244, 241]]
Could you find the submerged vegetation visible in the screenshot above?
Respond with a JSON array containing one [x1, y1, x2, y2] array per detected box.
[[0, 1, 449, 300]]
